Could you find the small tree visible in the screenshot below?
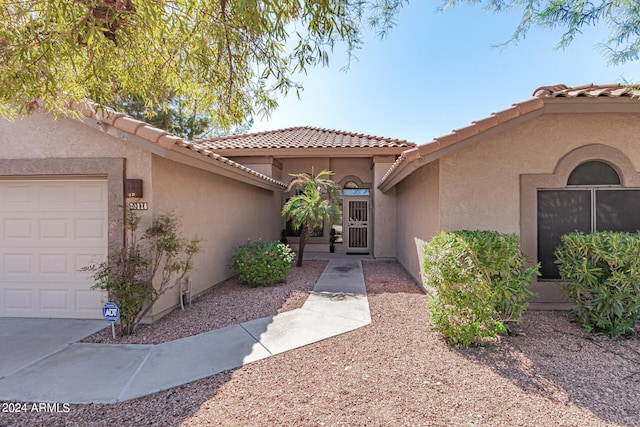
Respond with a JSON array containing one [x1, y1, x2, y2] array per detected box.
[[282, 170, 342, 267], [0, 1, 406, 123], [84, 211, 201, 335]]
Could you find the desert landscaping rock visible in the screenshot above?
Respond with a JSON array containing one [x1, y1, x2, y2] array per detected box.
[[4, 261, 639, 426]]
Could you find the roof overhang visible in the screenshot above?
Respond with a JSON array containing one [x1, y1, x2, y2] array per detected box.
[[378, 94, 640, 193], [541, 96, 640, 113], [77, 102, 287, 192], [379, 97, 545, 192]]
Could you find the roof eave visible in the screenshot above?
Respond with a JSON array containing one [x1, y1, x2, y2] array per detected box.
[[542, 96, 640, 113], [166, 146, 287, 191], [76, 101, 286, 191], [379, 97, 546, 192]]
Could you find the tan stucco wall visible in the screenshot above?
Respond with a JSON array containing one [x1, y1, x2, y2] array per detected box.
[[400, 112, 640, 304], [395, 161, 440, 284], [0, 113, 282, 321], [0, 113, 152, 183], [228, 156, 283, 180], [150, 155, 282, 318], [329, 158, 372, 185], [372, 157, 397, 258], [0, 113, 155, 252], [280, 158, 331, 183], [439, 113, 640, 233]]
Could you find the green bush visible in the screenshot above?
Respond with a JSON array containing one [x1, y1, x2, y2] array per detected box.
[[85, 212, 201, 335], [230, 240, 295, 287], [555, 231, 640, 337], [423, 230, 538, 348]]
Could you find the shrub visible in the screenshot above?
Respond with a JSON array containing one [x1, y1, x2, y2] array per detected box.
[[423, 230, 538, 348], [230, 240, 295, 287], [555, 231, 640, 337], [84, 211, 201, 335]]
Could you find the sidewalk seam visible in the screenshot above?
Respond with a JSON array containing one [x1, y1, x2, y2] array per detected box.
[[116, 346, 155, 402], [239, 323, 273, 357], [0, 343, 72, 380]]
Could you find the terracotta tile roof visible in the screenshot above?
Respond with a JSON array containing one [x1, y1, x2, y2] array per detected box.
[[380, 83, 640, 191], [73, 101, 286, 189], [533, 83, 640, 98], [380, 96, 545, 186], [193, 126, 416, 150]]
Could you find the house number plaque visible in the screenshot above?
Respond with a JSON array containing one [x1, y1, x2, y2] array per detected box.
[[128, 202, 148, 210]]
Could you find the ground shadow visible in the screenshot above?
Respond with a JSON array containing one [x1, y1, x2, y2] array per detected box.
[[458, 311, 640, 426], [361, 260, 425, 296]]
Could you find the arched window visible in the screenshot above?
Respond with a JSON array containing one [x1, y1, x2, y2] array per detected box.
[[342, 181, 370, 196], [567, 161, 620, 186], [538, 160, 640, 279]]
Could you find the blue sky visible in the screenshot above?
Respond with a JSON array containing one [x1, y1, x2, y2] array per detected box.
[[250, 1, 640, 144]]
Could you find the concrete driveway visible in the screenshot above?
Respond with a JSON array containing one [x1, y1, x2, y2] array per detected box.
[[0, 318, 105, 378]]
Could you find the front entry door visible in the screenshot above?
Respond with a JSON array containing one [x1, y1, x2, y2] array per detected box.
[[346, 198, 370, 253]]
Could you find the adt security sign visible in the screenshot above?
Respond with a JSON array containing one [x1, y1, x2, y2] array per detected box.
[[102, 302, 120, 323]]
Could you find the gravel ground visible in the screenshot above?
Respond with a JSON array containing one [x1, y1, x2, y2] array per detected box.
[[82, 260, 328, 345], [4, 260, 640, 426]]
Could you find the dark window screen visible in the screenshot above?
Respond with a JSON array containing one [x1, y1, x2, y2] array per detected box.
[[537, 190, 591, 279], [567, 161, 620, 186], [596, 190, 640, 232]]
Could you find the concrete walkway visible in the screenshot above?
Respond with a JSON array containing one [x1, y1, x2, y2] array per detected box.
[[0, 259, 370, 404]]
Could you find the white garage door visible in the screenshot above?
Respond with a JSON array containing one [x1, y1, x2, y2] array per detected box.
[[0, 178, 108, 318]]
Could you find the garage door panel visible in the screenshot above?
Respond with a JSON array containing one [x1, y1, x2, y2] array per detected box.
[[3, 253, 32, 275], [38, 184, 71, 205], [1, 183, 35, 205], [39, 254, 68, 275], [3, 217, 106, 246], [1, 283, 107, 318], [0, 179, 108, 319], [75, 253, 107, 276], [1, 181, 106, 212], [76, 182, 108, 205], [40, 217, 68, 239], [2, 218, 31, 239], [3, 251, 92, 279], [76, 289, 105, 310], [2, 288, 31, 310], [40, 289, 68, 310], [75, 218, 106, 240]]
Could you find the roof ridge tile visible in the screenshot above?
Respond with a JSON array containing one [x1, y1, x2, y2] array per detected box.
[[533, 83, 640, 98]]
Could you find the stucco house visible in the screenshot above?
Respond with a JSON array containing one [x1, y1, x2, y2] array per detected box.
[[0, 105, 286, 320], [0, 105, 413, 320], [192, 127, 414, 257], [1, 83, 638, 320], [380, 83, 640, 309]]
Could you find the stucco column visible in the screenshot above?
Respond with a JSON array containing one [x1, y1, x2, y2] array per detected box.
[[372, 156, 397, 258]]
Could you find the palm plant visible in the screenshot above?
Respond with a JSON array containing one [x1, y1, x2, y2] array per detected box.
[[282, 169, 342, 267]]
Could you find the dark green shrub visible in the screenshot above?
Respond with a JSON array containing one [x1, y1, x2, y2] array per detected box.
[[555, 231, 640, 337], [230, 240, 295, 287], [423, 230, 538, 348]]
